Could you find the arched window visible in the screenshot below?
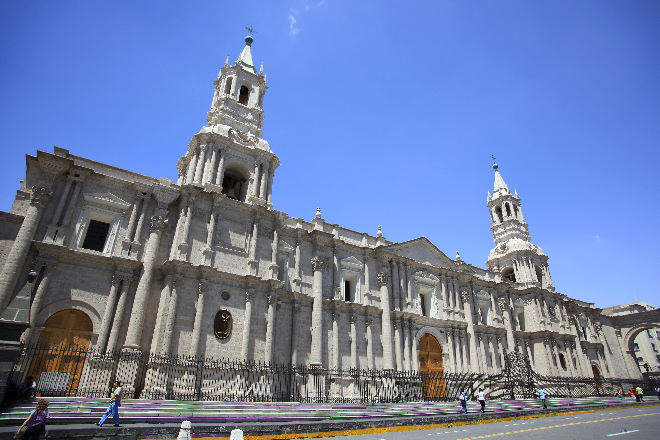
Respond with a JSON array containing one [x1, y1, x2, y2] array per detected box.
[[505, 203, 511, 216], [513, 204, 519, 218], [502, 267, 516, 283], [535, 266, 544, 285], [495, 206, 503, 223], [221, 164, 249, 202], [224, 77, 233, 95], [238, 85, 250, 104], [559, 353, 567, 370]]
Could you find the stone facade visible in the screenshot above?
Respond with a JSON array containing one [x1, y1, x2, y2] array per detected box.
[[0, 36, 658, 395]]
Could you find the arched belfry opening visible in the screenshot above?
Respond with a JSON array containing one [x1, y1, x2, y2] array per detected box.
[[224, 77, 233, 95], [419, 333, 446, 399], [495, 206, 503, 223], [502, 267, 516, 283], [221, 164, 248, 201], [238, 85, 250, 105]]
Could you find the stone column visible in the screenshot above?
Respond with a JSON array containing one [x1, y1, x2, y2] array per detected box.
[[259, 161, 269, 199], [202, 197, 220, 265], [500, 296, 516, 353], [363, 255, 371, 297], [461, 289, 480, 372], [95, 273, 121, 352], [377, 271, 394, 370], [132, 196, 150, 244], [290, 301, 300, 365], [310, 256, 326, 366], [215, 148, 226, 186], [390, 261, 400, 311], [403, 320, 412, 371], [193, 145, 207, 183], [454, 330, 463, 371], [203, 146, 218, 184], [446, 329, 455, 372], [21, 258, 57, 345], [488, 335, 497, 373], [393, 319, 403, 371], [478, 334, 487, 373], [266, 160, 275, 205], [178, 195, 193, 260], [331, 309, 339, 369], [51, 176, 75, 226], [269, 225, 279, 279], [0, 186, 51, 313], [405, 264, 413, 310], [398, 263, 406, 311], [264, 292, 276, 363], [250, 161, 259, 198], [248, 218, 259, 275], [350, 314, 358, 369], [190, 280, 207, 356], [332, 245, 339, 299], [410, 323, 419, 371], [440, 276, 448, 319], [497, 336, 505, 371], [106, 276, 133, 353], [365, 318, 374, 369], [551, 340, 563, 376], [125, 194, 143, 242], [160, 275, 180, 354], [186, 146, 198, 183], [59, 180, 82, 231], [241, 291, 253, 360], [293, 239, 301, 291], [123, 214, 167, 349]]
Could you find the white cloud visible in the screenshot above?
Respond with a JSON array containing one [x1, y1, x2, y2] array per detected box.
[[288, 14, 299, 36]]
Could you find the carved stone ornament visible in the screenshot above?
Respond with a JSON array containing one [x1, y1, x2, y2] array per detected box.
[[221, 291, 230, 300], [593, 322, 603, 334], [460, 290, 470, 303], [149, 215, 166, 231], [30, 185, 52, 206], [376, 271, 388, 287], [310, 256, 326, 272], [497, 297, 508, 312], [214, 309, 233, 340], [228, 128, 259, 146]]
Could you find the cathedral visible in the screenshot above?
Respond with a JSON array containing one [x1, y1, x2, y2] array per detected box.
[[0, 35, 657, 398]]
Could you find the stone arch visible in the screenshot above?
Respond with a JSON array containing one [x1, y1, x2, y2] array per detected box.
[[622, 324, 660, 375], [37, 299, 102, 336], [414, 326, 445, 350]]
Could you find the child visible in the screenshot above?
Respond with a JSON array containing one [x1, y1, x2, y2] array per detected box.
[[16, 399, 49, 440]]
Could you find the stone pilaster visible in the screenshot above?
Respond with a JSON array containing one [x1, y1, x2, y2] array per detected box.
[[410, 322, 419, 371], [377, 271, 394, 370], [309, 256, 326, 366], [365, 317, 374, 369], [290, 301, 300, 365], [390, 261, 400, 311], [0, 186, 51, 313], [106, 275, 133, 353], [393, 319, 403, 371], [193, 145, 207, 183], [215, 148, 226, 186], [350, 314, 358, 369], [247, 217, 259, 275], [403, 319, 412, 371], [461, 288, 480, 372], [446, 329, 455, 372], [95, 272, 121, 352], [269, 224, 279, 279]]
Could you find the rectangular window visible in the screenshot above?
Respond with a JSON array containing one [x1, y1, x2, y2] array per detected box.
[[82, 220, 111, 252], [420, 294, 427, 317], [345, 280, 351, 302]]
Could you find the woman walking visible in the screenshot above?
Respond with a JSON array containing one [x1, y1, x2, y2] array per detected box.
[[16, 399, 49, 439]]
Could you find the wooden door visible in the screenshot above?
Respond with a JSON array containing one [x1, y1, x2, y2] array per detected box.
[[27, 309, 93, 396], [419, 334, 446, 399]]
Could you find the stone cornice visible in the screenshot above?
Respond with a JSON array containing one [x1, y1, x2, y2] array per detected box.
[[609, 308, 660, 327], [33, 241, 141, 272]]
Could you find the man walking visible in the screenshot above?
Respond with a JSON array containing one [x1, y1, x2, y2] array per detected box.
[[636, 386, 644, 402], [538, 387, 547, 409], [478, 389, 486, 413], [458, 390, 468, 414], [97, 380, 123, 427]]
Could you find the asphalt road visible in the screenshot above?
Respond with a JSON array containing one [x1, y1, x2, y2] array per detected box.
[[306, 405, 660, 440]]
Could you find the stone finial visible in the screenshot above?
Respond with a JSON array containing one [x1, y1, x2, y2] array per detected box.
[[315, 207, 322, 219], [259, 62, 264, 75], [377, 226, 383, 237], [224, 55, 229, 67], [456, 251, 462, 261]]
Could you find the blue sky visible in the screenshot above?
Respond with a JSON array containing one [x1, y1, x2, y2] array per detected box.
[[1, 1, 658, 309]]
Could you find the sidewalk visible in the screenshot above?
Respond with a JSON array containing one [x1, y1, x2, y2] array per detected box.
[[0, 396, 657, 439]]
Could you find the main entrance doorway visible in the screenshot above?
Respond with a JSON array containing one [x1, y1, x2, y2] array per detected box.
[[418, 333, 446, 399], [27, 309, 93, 396]]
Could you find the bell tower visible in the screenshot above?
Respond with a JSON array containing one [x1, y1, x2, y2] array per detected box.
[[176, 35, 278, 208], [486, 161, 554, 290]]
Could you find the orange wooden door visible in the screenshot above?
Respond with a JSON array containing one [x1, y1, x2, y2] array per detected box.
[[419, 334, 446, 399], [28, 309, 92, 396]]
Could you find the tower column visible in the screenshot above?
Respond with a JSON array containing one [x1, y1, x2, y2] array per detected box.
[[215, 148, 226, 186], [309, 256, 326, 366], [0, 186, 51, 313], [259, 161, 269, 199], [193, 145, 207, 183], [186, 147, 198, 183], [203, 146, 218, 184]]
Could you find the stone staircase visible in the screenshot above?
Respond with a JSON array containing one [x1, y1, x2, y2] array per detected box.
[[0, 395, 639, 426]]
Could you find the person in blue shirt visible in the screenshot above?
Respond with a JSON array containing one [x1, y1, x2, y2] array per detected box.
[[457, 391, 467, 414], [538, 387, 547, 409]]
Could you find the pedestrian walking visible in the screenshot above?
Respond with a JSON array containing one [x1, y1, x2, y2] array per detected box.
[[636, 386, 644, 402], [655, 386, 660, 401], [632, 387, 639, 402], [16, 399, 48, 440], [17, 376, 36, 401], [457, 390, 467, 414], [538, 387, 547, 409], [97, 380, 123, 427], [478, 389, 486, 413]]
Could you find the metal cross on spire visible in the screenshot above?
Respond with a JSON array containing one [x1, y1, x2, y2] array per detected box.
[[491, 154, 496, 163], [245, 25, 257, 35]]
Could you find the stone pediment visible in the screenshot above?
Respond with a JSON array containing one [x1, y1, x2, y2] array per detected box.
[[278, 239, 295, 254], [386, 237, 455, 269], [340, 255, 363, 271], [83, 192, 131, 211]]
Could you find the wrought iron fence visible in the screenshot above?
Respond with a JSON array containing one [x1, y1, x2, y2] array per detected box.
[[7, 345, 656, 403]]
